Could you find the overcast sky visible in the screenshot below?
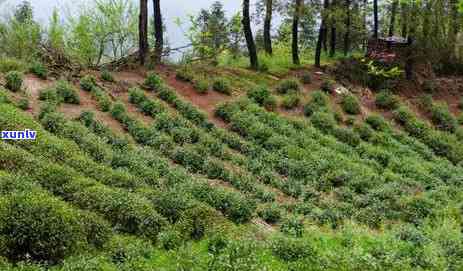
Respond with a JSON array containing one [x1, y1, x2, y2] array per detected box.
[[1, 0, 250, 50]]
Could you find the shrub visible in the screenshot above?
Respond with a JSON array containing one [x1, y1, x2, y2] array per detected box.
[[320, 79, 334, 93], [299, 72, 312, 84], [0, 91, 11, 104], [17, 98, 29, 110], [0, 57, 25, 73], [458, 113, 463, 125], [158, 229, 183, 250], [375, 90, 399, 110], [333, 127, 361, 146], [5, 71, 23, 92], [0, 191, 86, 263], [304, 91, 329, 116], [311, 111, 336, 132], [40, 112, 66, 134], [212, 78, 231, 95], [258, 204, 282, 224], [418, 94, 434, 111], [354, 123, 374, 141], [341, 94, 361, 115], [430, 103, 458, 133], [270, 237, 314, 261], [80, 75, 97, 91], [263, 95, 277, 111], [281, 93, 300, 109], [422, 79, 437, 93], [276, 78, 300, 94], [280, 216, 304, 237], [56, 80, 80, 104], [39, 88, 59, 103], [248, 85, 271, 105], [100, 69, 115, 82], [144, 72, 163, 91], [29, 62, 47, 79], [176, 68, 194, 82], [365, 114, 389, 131], [193, 79, 209, 94]]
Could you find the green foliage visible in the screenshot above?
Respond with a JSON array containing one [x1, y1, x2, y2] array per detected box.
[[299, 72, 312, 84], [247, 85, 277, 110], [193, 79, 209, 94], [422, 80, 438, 93], [281, 93, 300, 109], [5, 71, 23, 92], [258, 204, 282, 224], [0, 58, 26, 73], [320, 79, 334, 93], [79, 75, 97, 91], [176, 68, 194, 82], [310, 111, 336, 132], [280, 216, 304, 237], [144, 73, 163, 91], [29, 62, 47, 79], [17, 98, 29, 110], [430, 103, 458, 133], [458, 113, 463, 125], [100, 69, 115, 82], [158, 229, 183, 250], [365, 114, 389, 131], [270, 237, 314, 262], [276, 78, 300, 94], [0, 191, 88, 263], [56, 80, 80, 104], [212, 78, 231, 95], [375, 90, 399, 110], [39, 88, 59, 103], [340, 94, 361, 115]]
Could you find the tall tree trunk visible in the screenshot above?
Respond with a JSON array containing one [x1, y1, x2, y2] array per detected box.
[[343, 0, 351, 56], [263, 0, 273, 55], [388, 0, 398, 37], [292, 0, 302, 65], [139, 0, 149, 65], [400, 2, 408, 37], [316, 0, 329, 67], [373, 0, 378, 39], [153, 0, 163, 64], [330, 0, 337, 57], [243, 0, 259, 70], [449, 0, 459, 58]]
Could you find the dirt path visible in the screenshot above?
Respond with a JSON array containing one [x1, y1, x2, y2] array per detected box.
[[22, 74, 54, 116]]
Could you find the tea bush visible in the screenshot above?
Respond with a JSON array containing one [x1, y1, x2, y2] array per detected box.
[[5, 71, 23, 92], [193, 79, 209, 94], [341, 94, 361, 115], [276, 78, 300, 94], [0, 191, 88, 263], [430, 103, 458, 133], [270, 237, 314, 262], [258, 204, 282, 224], [29, 62, 47, 79], [212, 78, 231, 95], [80, 75, 97, 91], [299, 72, 312, 84], [375, 90, 399, 110], [56, 80, 80, 104], [320, 79, 334, 93], [17, 98, 29, 110], [100, 69, 115, 82], [176, 68, 194, 82], [144, 73, 163, 91], [281, 93, 300, 109]]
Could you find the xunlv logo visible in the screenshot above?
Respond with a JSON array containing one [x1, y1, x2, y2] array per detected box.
[[1, 129, 37, 140]]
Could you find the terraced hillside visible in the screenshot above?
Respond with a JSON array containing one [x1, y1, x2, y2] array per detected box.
[[0, 66, 462, 270]]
